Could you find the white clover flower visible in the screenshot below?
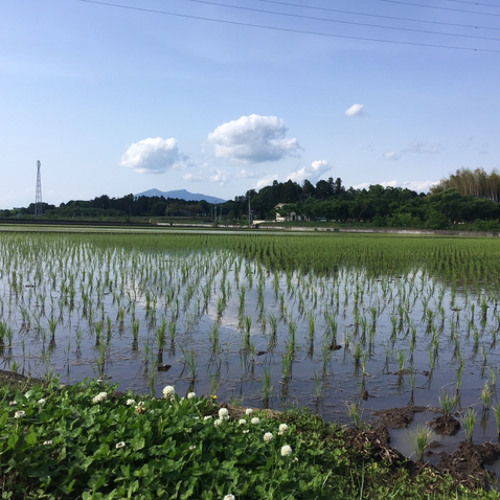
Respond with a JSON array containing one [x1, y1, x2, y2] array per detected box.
[[223, 495, 236, 500], [281, 445, 292, 457], [238, 418, 247, 425], [43, 440, 53, 446], [187, 392, 196, 400], [245, 408, 253, 415], [278, 423, 289, 435], [37, 398, 46, 405], [92, 391, 108, 403], [251, 417, 260, 425], [115, 441, 126, 449], [126, 398, 136, 406], [14, 410, 26, 419], [263, 432, 273, 443], [214, 418, 223, 427], [242, 429, 250, 434], [162, 385, 175, 400], [218, 408, 229, 420], [204, 415, 212, 421]]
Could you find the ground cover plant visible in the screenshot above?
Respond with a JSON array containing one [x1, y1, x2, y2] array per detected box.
[[1, 229, 500, 476], [1, 377, 498, 499]]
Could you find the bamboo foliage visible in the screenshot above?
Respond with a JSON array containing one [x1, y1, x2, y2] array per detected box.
[[432, 167, 500, 202]]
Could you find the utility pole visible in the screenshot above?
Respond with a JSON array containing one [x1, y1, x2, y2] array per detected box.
[[35, 160, 43, 216]]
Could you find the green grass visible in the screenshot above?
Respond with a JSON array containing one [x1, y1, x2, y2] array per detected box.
[[0, 378, 498, 499]]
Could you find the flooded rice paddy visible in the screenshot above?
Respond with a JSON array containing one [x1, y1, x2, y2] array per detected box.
[[1, 230, 500, 457]]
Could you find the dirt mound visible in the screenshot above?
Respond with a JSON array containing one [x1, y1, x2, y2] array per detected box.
[[438, 441, 500, 490]]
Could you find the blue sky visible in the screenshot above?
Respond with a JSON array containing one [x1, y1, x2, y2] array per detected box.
[[2, 0, 500, 208]]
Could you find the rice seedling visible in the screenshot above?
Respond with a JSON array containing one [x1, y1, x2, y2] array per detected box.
[[346, 402, 364, 428], [288, 319, 296, 347], [493, 404, 500, 439], [409, 425, 432, 462], [343, 330, 351, 353], [409, 371, 415, 392], [461, 407, 477, 442], [325, 313, 337, 347], [208, 323, 220, 353], [244, 315, 252, 350], [267, 313, 278, 350], [439, 390, 458, 416], [455, 362, 465, 394], [96, 341, 107, 379], [397, 350, 405, 372], [353, 343, 362, 370], [314, 371, 323, 402], [490, 367, 498, 390], [48, 316, 57, 347], [0, 321, 9, 347], [262, 366, 273, 406], [131, 319, 140, 350], [481, 381, 492, 411], [238, 286, 246, 320], [308, 312, 315, 343], [180, 346, 197, 382]]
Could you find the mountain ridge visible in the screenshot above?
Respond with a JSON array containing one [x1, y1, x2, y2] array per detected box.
[[135, 188, 226, 204]]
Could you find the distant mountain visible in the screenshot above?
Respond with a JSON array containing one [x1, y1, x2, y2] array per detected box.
[[135, 188, 226, 204]]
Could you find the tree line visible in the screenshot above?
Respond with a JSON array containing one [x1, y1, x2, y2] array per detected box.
[[2, 168, 499, 230]]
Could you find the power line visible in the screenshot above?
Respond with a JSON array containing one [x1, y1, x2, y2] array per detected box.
[[78, 0, 500, 52], [255, 0, 500, 32], [440, 0, 500, 8], [378, 0, 500, 17], [188, 0, 500, 43]]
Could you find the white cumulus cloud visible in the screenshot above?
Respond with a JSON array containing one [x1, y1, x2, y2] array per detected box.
[[353, 180, 438, 193], [207, 114, 300, 163], [120, 137, 184, 174], [286, 160, 331, 183], [383, 180, 438, 193], [345, 104, 364, 117]]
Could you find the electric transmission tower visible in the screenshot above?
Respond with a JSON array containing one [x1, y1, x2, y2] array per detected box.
[[35, 160, 43, 216]]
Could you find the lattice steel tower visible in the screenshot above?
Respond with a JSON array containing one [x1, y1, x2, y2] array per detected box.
[[35, 160, 43, 216]]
